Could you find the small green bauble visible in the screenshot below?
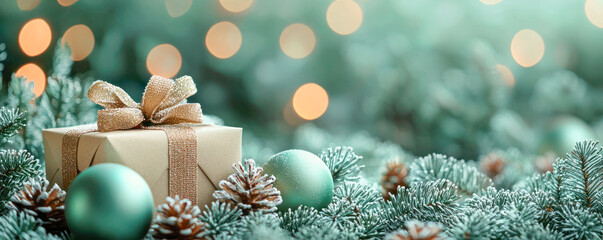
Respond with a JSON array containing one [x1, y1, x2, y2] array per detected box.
[[65, 163, 154, 240], [262, 149, 334, 211], [540, 116, 596, 156]]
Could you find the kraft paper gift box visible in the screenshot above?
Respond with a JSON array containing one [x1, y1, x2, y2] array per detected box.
[[43, 123, 242, 208]]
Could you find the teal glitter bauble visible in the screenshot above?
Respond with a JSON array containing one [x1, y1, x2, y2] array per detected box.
[[262, 149, 334, 211], [540, 116, 596, 156], [65, 163, 154, 240]]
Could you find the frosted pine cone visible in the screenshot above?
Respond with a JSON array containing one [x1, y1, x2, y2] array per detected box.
[[7, 178, 67, 234], [385, 220, 443, 240], [149, 196, 205, 240], [479, 153, 506, 178], [381, 160, 408, 201], [213, 159, 282, 215]]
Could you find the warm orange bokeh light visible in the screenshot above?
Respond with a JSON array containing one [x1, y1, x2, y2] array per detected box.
[[511, 29, 545, 68], [495, 64, 515, 87], [146, 44, 182, 79], [585, 0, 603, 28], [326, 0, 363, 35], [219, 0, 253, 13], [57, 0, 78, 7], [61, 24, 95, 61], [479, 0, 503, 5], [17, 0, 41, 10], [292, 83, 329, 120], [165, 0, 193, 18], [205, 21, 242, 59], [19, 18, 52, 57], [280, 23, 316, 59], [15, 63, 46, 97]]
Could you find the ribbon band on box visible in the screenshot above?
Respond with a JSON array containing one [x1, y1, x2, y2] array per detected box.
[[61, 75, 203, 204]]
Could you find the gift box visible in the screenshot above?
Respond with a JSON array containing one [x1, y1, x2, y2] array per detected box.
[[43, 123, 242, 208]]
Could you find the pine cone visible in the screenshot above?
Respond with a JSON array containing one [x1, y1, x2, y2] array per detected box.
[[7, 178, 67, 235], [381, 160, 408, 201], [479, 153, 506, 178], [386, 220, 442, 240], [213, 159, 282, 215], [150, 196, 206, 240]]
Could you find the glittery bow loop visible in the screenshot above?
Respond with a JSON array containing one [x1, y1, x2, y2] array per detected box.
[[88, 75, 203, 132]]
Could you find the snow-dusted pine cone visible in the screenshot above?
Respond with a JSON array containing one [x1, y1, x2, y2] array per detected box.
[[213, 159, 282, 215], [479, 153, 506, 178], [149, 196, 205, 240], [385, 220, 443, 240], [7, 178, 67, 234], [381, 160, 408, 201]]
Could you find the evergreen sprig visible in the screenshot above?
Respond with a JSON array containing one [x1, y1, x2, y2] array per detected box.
[[333, 182, 381, 213], [320, 146, 364, 185], [559, 140, 603, 210], [279, 206, 326, 234], [0, 107, 27, 143], [199, 201, 243, 239], [379, 179, 460, 231], [409, 154, 493, 196], [0, 211, 61, 240], [0, 150, 43, 213]]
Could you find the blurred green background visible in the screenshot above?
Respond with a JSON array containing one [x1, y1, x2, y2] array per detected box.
[[1, 0, 603, 164]]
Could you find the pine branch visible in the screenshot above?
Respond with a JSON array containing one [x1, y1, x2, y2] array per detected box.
[[239, 211, 289, 240], [0, 150, 43, 214], [354, 210, 387, 239], [0, 211, 61, 240], [554, 204, 603, 240], [333, 182, 381, 214], [0, 107, 27, 143], [293, 223, 356, 240], [320, 146, 364, 185], [379, 179, 460, 231], [409, 154, 493, 196], [445, 209, 497, 240], [559, 140, 603, 210], [199, 201, 242, 239], [279, 206, 326, 234], [52, 44, 72, 78]]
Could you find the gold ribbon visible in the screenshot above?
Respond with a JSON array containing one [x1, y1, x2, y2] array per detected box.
[[62, 75, 203, 204]]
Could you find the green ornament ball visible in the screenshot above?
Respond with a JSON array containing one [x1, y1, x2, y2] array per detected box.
[[540, 116, 595, 156], [262, 149, 334, 211], [65, 163, 154, 240]]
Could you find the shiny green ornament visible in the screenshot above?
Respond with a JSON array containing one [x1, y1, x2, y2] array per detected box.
[[262, 149, 334, 211], [65, 163, 154, 240], [540, 116, 595, 156]]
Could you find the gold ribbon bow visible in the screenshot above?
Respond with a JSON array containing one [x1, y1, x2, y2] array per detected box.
[[88, 75, 203, 132], [62, 75, 203, 204]]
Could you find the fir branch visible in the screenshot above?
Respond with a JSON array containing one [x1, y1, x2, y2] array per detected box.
[[52, 44, 72, 78], [293, 223, 356, 240], [554, 204, 603, 240], [239, 212, 290, 240], [0, 150, 43, 213], [320, 146, 364, 185], [445, 209, 497, 240], [333, 182, 381, 213], [559, 140, 603, 210], [0, 211, 62, 240], [354, 210, 387, 239], [379, 179, 460, 231], [5, 75, 35, 114], [320, 199, 357, 229], [199, 201, 243, 239], [0, 107, 27, 143], [409, 154, 493, 196], [279, 206, 326, 234]]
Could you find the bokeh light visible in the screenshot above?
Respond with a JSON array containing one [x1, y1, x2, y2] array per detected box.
[[17, 0, 40, 10], [280, 23, 316, 59], [146, 44, 182, 78], [61, 24, 95, 61], [511, 29, 545, 68], [585, 0, 603, 28], [219, 0, 253, 13], [479, 0, 503, 5], [326, 0, 363, 35], [15, 63, 46, 97], [292, 83, 329, 120], [57, 0, 78, 7], [165, 0, 193, 18], [495, 64, 515, 87], [205, 21, 242, 59], [19, 18, 52, 57]]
